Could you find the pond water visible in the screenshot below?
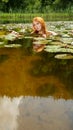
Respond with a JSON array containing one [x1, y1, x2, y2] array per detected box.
[[0, 22, 73, 130], [0, 47, 73, 130]]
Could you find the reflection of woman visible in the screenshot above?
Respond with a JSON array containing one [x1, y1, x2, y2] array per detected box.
[[32, 17, 57, 52]]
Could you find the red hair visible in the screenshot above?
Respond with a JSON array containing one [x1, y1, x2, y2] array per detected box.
[[32, 17, 47, 34]]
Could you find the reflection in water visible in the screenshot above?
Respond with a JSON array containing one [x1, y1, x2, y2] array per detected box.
[[0, 48, 73, 98], [0, 47, 73, 130], [0, 22, 73, 130], [18, 96, 73, 130], [0, 96, 73, 130], [0, 54, 9, 64], [0, 96, 22, 130]]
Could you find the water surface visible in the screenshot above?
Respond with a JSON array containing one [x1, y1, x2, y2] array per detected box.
[[0, 43, 73, 130]]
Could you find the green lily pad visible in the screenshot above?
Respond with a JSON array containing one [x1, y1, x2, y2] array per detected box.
[[71, 42, 73, 45], [24, 36, 33, 39], [55, 54, 73, 59], [62, 34, 71, 38], [4, 44, 21, 48], [51, 35, 62, 41], [33, 40, 49, 45], [0, 41, 5, 48], [45, 45, 62, 49], [19, 28, 26, 33], [44, 45, 73, 53], [4, 31, 20, 41], [5, 33, 17, 41], [0, 41, 4, 45], [33, 37, 45, 41], [49, 41, 63, 45], [61, 37, 73, 44]]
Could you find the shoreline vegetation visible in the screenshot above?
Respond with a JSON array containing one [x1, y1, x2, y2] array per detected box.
[[0, 13, 73, 23]]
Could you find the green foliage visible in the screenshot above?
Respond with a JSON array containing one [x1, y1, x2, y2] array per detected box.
[[52, 0, 73, 11], [2, 0, 9, 2], [0, 13, 73, 24], [0, 0, 73, 12]]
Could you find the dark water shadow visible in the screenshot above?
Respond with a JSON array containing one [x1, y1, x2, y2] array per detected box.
[[0, 47, 73, 99], [0, 54, 9, 64]]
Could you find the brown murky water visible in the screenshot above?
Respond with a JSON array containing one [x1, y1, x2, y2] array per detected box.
[[0, 47, 73, 130]]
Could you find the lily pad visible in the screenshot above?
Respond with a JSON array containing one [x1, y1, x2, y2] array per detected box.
[[0, 41, 5, 48], [48, 34, 62, 41], [0, 41, 5, 45], [55, 54, 73, 59], [4, 44, 21, 48], [24, 36, 33, 39], [62, 34, 70, 38], [71, 42, 73, 45], [33, 40, 49, 45], [61, 37, 73, 44], [33, 37, 45, 41], [45, 45, 62, 49], [49, 41, 63, 45], [19, 28, 26, 33], [5, 33, 17, 41], [4, 31, 20, 41], [44, 45, 73, 53]]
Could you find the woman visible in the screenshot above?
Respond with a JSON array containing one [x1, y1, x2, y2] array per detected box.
[[32, 17, 57, 38], [32, 17, 57, 52]]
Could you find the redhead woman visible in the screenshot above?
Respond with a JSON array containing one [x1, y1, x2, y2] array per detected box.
[[32, 17, 57, 52], [32, 17, 57, 38]]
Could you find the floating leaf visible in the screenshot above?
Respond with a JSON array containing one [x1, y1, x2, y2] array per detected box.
[[49, 41, 63, 45], [61, 37, 73, 44], [5, 33, 17, 41], [55, 54, 73, 59], [33, 37, 45, 41], [33, 40, 49, 45], [4, 31, 20, 41], [0, 41, 5, 45], [44, 45, 73, 53], [71, 42, 73, 45], [62, 34, 70, 38], [45, 45, 62, 49], [0, 41, 5, 48], [24, 36, 33, 39], [4, 44, 21, 48], [19, 28, 26, 33]]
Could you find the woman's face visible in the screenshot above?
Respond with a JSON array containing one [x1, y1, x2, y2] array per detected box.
[[33, 21, 42, 31]]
